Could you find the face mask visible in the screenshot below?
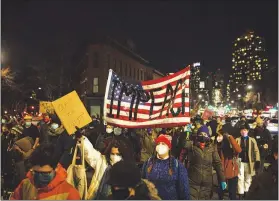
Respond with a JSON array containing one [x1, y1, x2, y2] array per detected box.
[[51, 123, 59, 130], [156, 144, 169, 155], [106, 127, 113, 134], [217, 135, 223, 143], [241, 130, 248, 137], [33, 171, 55, 188], [114, 128, 122, 136], [2, 119, 6, 124], [25, 122, 32, 127], [112, 188, 130, 200], [110, 154, 122, 165], [197, 135, 209, 143]]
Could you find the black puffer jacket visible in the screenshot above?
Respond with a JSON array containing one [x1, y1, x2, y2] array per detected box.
[[187, 143, 225, 200]]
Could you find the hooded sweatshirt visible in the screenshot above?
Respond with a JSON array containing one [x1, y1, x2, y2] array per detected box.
[[10, 163, 80, 200]]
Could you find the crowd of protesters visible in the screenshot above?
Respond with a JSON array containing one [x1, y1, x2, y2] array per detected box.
[[1, 112, 278, 200]]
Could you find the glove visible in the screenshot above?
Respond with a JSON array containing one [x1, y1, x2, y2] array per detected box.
[[220, 182, 227, 190], [254, 161, 261, 171]]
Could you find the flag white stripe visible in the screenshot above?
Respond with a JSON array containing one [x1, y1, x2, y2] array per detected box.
[[107, 99, 190, 110], [105, 116, 191, 126], [106, 107, 190, 119], [142, 70, 190, 90], [153, 86, 189, 96]]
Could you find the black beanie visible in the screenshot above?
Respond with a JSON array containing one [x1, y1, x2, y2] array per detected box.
[[107, 161, 141, 188]]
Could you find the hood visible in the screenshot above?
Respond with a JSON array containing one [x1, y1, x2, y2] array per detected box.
[[26, 163, 67, 191]]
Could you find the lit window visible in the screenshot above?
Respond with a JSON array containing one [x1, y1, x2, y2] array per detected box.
[[93, 77, 99, 93]]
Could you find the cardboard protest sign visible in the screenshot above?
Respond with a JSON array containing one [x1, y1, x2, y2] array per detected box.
[[202, 108, 214, 120], [103, 67, 191, 128], [39, 101, 55, 114], [52, 91, 92, 135]]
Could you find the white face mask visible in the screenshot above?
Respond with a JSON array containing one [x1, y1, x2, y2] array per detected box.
[[217, 135, 223, 143], [110, 154, 122, 165], [25, 122, 32, 127], [114, 128, 122, 136], [106, 127, 113, 134], [51, 123, 59, 130], [156, 144, 169, 156]]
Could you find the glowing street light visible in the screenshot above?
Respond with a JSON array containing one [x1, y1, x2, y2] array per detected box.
[[38, 87, 42, 90], [231, 100, 235, 103], [198, 94, 202, 99], [238, 94, 241, 98], [247, 85, 252, 89], [4, 111, 7, 114], [30, 96, 33, 99]]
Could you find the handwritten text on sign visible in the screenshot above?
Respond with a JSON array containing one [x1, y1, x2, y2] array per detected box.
[[52, 91, 92, 135], [39, 101, 55, 114]]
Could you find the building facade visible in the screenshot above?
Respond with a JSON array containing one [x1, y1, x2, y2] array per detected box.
[[74, 37, 164, 117], [231, 30, 268, 100]]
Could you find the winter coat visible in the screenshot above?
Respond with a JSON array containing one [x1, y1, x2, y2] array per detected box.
[[219, 135, 242, 179], [187, 142, 225, 200], [252, 126, 272, 158], [246, 159, 278, 200], [83, 137, 109, 200], [10, 163, 80, 200], [142, 156, 190, 200], [236, 136, 260, 176]]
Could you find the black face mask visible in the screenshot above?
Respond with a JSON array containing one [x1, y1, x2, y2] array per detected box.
[[197, 135, 209, 143], [112, 188, 130, 200]]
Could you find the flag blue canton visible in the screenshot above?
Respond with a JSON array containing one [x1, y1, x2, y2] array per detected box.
[[107, 71, 144, 104]]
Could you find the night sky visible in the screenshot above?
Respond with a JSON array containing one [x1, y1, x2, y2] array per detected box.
[[2, 0, 278, 76]]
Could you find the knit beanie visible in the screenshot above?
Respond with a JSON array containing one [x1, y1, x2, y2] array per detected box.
[[197, 125, 210, 137], [107, 161, 141, 188], [155, 134, 172, 149]]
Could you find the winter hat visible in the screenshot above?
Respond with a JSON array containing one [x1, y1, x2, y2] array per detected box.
[[107, 161, 141, 188], [23, 115, 32, 120], [197, 125, 210, 137], [239, 124, 249, 130], [155, 134, 172, 149]]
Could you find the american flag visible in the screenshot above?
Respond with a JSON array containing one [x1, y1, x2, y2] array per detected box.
[[103, 66, 191, 128]]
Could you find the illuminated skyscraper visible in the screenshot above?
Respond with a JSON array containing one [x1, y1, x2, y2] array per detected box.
[[232, 30, 268, 88]]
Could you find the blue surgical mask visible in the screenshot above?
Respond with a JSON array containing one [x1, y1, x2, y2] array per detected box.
[[33, 171, 56, 188], [51, 123, 59, 130]]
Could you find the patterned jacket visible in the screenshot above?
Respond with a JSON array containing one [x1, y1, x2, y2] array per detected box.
[[10, 163, 80, 200]]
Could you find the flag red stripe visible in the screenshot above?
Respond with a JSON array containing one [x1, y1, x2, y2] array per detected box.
[[106, 113, 190, 122], [141, 66, 190, 86], [108, 122, 190, 129]]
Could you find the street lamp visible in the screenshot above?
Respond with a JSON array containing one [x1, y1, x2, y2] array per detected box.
[[238, 94, 241, 98], [231, 100, 235, 103], [38, 87, 42, 90], [198, 94, 202, 99], [30, 96, 33, 99]]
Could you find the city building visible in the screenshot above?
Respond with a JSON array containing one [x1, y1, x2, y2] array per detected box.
[[73, 36, 164, 117], [231, 30, 268, 100], [190, 62, 201, 107]]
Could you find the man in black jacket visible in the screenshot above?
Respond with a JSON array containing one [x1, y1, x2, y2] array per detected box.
[[222, 117, 238, 138], [252, 117, 272, 173]]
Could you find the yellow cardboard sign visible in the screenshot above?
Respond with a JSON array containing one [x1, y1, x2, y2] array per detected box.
[[39, 101, 55, 114], [52, 91, 92, 135]]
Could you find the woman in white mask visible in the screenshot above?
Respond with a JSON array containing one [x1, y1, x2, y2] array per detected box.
[[85, 135, 134, 200], [142, 134, 190, 200]]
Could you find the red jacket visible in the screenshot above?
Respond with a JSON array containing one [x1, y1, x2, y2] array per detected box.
[[10, 163, 80, 200], [219, 135, 242, 179]]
